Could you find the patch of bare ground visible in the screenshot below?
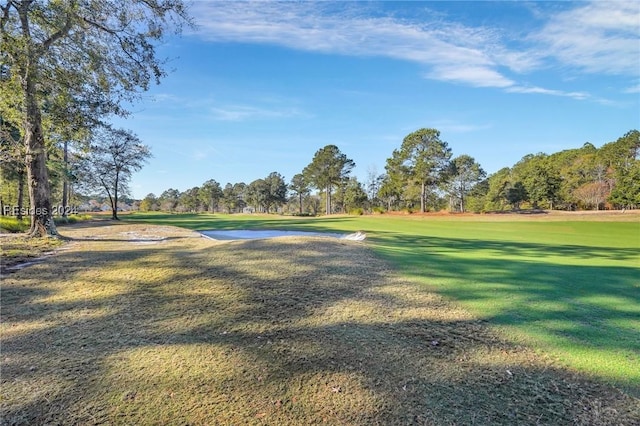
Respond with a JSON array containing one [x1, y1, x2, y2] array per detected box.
[[1, 222, 638, 425]]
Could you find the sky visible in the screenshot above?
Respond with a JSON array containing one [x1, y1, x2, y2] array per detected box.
[[111, 1, 640, 199]]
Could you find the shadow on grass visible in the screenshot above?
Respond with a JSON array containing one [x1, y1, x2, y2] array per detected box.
[[371, 232, 640, 389], [2, 231, 638, 425]]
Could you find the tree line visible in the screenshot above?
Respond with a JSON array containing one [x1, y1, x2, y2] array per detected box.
[[135, 128, 639, 216], [1, 3, 638, 237]]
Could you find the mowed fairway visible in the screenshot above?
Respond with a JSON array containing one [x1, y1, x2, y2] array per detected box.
[[1, 213, 638, 424], [125, 212, 640, 393]]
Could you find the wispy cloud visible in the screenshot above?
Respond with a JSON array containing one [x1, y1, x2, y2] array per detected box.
[[533, 1, 640, 75], [191, 1, 526, 89], [623, 83, 640, 94], [506, 85, 589, 100], [190, 1, 639, 100], [209, 104, 307, 121]]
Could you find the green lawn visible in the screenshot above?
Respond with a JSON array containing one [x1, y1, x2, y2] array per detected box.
[[126, 212, 640, 394]]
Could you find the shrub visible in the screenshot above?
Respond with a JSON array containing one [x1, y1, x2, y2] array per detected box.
[[54, 214, 93, 225], [348, 208, 364, 216], [372, 206, 386, 214], [0, 217, 30, 233]]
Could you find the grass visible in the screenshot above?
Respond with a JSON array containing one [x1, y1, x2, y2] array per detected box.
[[0, 214, 94, 234], [2, 220, 638, 424], [1, 215, 94, 273], [124, 212, 640, 395], [0, 216, 30, 233]]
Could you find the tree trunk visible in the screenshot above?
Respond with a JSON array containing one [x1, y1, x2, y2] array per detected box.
[[326, 185, 332, 215], [19, 4, 57, 237], [24, 80, 57, 237], [17, 169, 25, 220], [420, 181, 426, 213], [299, 193, 303, 214], [62, 140, 69, 217], [112, 172, 119, 220]]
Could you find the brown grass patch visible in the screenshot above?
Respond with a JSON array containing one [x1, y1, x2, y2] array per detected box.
[[1, 222, 638, 425]]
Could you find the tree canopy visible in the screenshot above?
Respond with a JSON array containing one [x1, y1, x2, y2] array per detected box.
[[0, 0, 189, 235]]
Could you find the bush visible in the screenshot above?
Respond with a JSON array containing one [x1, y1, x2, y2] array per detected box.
[[54, 214, 93, 225], [348, 208, 364, 216], [0, 216, 30, 233], [372, 206, 386, 214]]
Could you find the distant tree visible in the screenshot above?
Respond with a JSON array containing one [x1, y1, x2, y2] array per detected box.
[[264, 172, 287, 213], [483, 167, 512, 211], [159, 188, 180, 212], [343, 177, 368, 212], [574, 181, 609, 210], [514, 154, 561, 209], [505, 181, 527, 210], [179, 187, 201, 212], [139, 193, 158, 212], [609, 161, 640, 209], [199, 179, 223, 212], [289, 173, 310, 214], [303, 145, 355, 214], [246, 179, 268, 212], [79, 126, 151, 220], [601, 130, 640, 209], [222, 182, 246, 213], [365, 165, 384, 211], [386, 128, 452, 213], [446, 155, 485, 212]]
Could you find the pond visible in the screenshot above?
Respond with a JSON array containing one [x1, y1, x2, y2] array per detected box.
[[200, 229, 365, 241]]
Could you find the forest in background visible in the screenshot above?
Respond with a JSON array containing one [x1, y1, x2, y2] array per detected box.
[[5, 127, 634, 217]]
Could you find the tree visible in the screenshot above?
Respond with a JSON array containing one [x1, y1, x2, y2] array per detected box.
[[264, 172, 287, 213], [386, 128, 452, 213], [446, 155, 485, 212], [221, 182, 246, 213], [159, 188, 180, 212], [343, 177, 368, 212], [0, 116, 25, 218], [609, 161, 640, 209], [80, 126, 151, 220], [514, 154, 561, 209], [179, 187, 200, 212], [600, 130, 640, 209], [0, 1, 189, 236], [246, 179, 268, 212], [505, 181, 527, 210], [573, 181, 609, 210], [199, 179, 222, 212], [303, 145, 355, 214], [289, 173, 309, 215], [139, 193, 158, 212]]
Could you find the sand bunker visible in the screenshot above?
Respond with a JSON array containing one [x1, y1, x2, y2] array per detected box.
[[200, 229, 366, 241]]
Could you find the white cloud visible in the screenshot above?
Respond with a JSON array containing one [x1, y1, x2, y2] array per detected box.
[[506, 85, 590, 100], [533, 1, 640, 75], [190, 1, 639, 98], [209, 104, 307, 121], [191, 1, 521, 89], [623, 83, 640, 94]]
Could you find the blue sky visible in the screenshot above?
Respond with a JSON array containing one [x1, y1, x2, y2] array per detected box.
[[112, 1, 640, 199]]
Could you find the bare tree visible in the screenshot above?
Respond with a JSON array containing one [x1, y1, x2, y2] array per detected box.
[[79, 126, 151, 220]]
